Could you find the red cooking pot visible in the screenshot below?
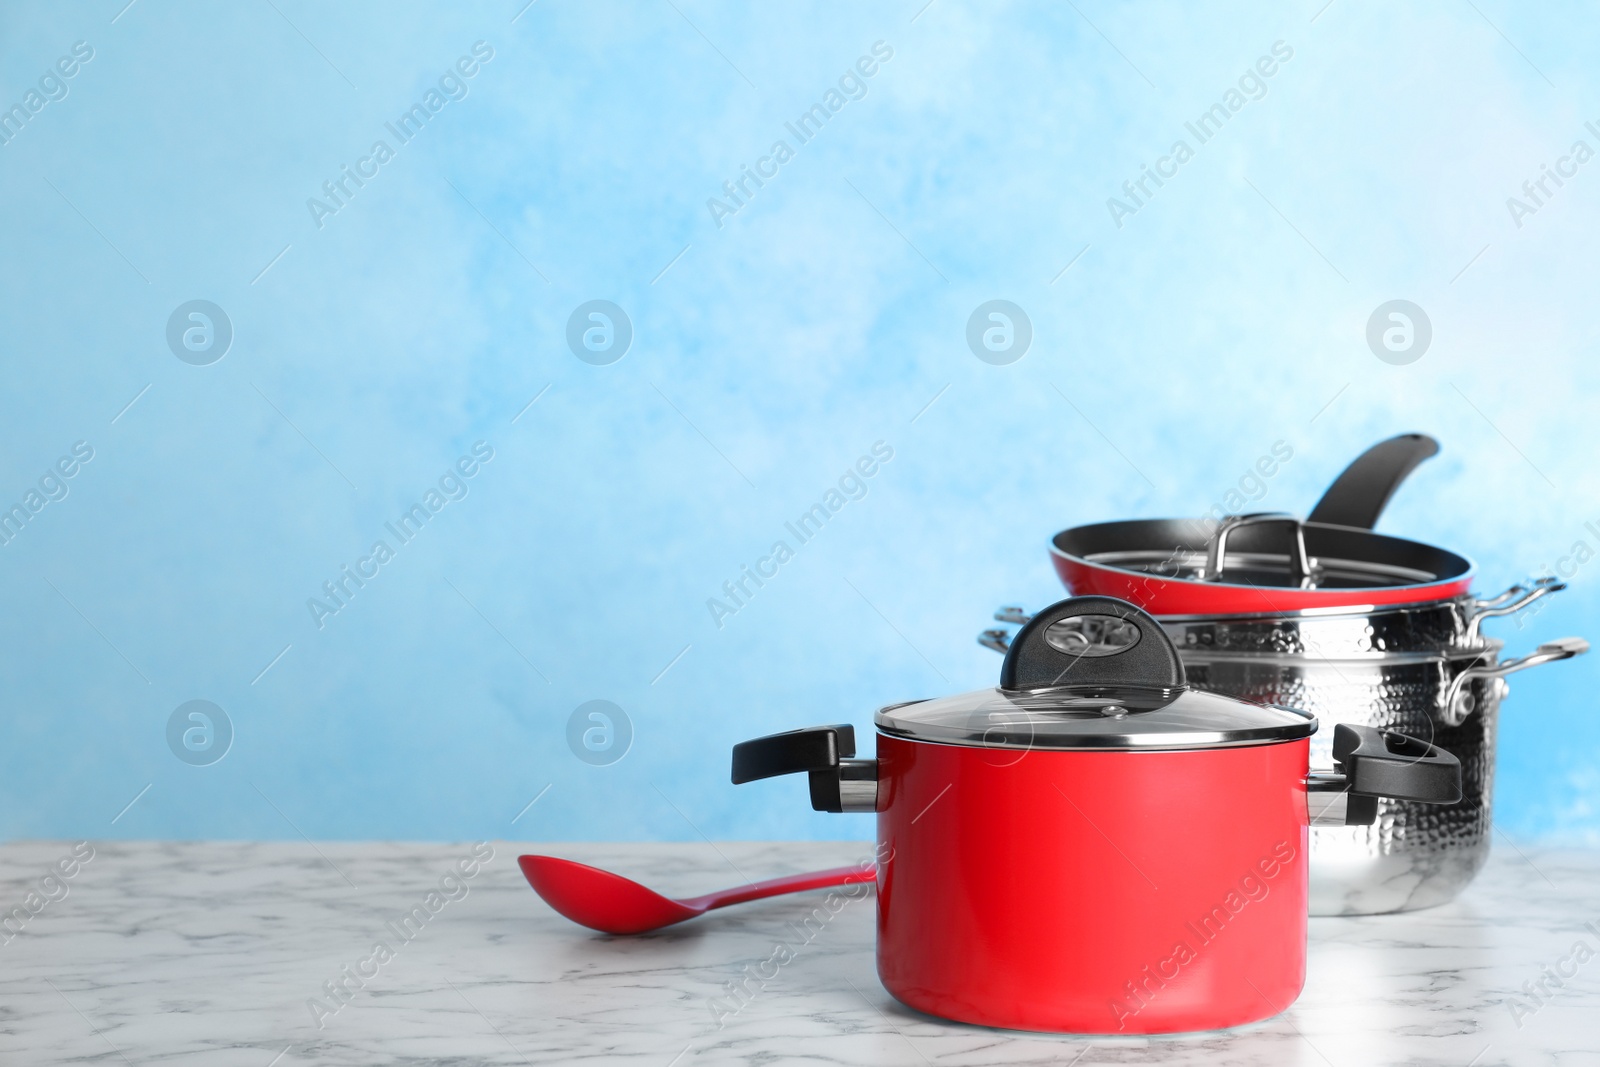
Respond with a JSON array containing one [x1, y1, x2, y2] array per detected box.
[[1051, 434, 1477, 614], [732, 596, 1462, 1034]]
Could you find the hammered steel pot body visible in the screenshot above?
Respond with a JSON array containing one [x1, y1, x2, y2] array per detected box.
[[1158, 590, 1562, 658], [1180, 653, 1501, 915]]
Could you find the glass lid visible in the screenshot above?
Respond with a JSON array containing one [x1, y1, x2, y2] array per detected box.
[[888, 595, 1318, 751], [875, 683, 1314, 751]]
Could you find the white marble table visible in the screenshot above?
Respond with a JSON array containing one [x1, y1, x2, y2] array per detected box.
[[2, 839, 1596, 1065]]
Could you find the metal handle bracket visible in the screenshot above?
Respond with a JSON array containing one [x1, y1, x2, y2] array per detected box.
[[1203, 512, 1314, 588], [730, 725, 879, 813]]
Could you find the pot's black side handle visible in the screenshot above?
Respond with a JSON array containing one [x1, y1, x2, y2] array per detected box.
[[1000, 596, 1185, 690], [731, 725, 878, 813], [1336, 723, 1462, 807], [1305, 433, 1439, 531], [1310, 725, 1462, 826]]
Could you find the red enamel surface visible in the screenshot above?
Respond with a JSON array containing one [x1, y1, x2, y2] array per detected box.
[[874, 734, 1310, 1034], [519, 855, 874, 936], [1052, 551, 1473, 615]]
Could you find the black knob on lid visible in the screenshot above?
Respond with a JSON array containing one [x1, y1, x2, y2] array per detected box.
[[1000, 596, 1185, 690]]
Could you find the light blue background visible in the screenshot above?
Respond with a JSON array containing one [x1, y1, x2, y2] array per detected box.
[[2, 1, 1595, 843]]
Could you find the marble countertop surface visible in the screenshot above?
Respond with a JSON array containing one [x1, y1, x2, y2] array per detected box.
[[2, 838, 1597, 1065]]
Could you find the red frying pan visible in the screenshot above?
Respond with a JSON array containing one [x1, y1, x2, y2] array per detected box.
[[1051, 434, 1476, 615]]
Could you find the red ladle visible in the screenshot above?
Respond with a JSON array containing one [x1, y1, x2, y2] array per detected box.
[[518, 854, 876, 935]]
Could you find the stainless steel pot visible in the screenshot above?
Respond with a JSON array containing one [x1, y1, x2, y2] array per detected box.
[[1179, 635, 1583, 914], [979, 587, 1587, 915]]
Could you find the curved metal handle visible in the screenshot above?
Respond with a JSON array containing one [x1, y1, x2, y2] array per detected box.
[[1441, 637, 1590, 726], [1305, 433, 1440, 530], [1465, 576, 1566, 642], [978, 629, 1011, 654], [1203, 513, 1313, 587], [1472, 583, 1530, 611], [981, 607, 1034, 654]]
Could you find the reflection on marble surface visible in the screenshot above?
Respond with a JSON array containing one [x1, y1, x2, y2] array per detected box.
[[1, 839, 1597, 1065]]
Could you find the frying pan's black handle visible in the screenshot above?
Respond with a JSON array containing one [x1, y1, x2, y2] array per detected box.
[[731, 725, 877, 813], [1000, 596, 1185, 690], [1306, 433, 1439, 530], [1334, 724, 1462, 805]]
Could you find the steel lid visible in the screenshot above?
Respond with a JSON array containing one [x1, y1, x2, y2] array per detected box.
[[875, 683, 1315, 751]]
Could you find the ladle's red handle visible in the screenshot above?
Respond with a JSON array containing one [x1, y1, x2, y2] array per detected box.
[[685, 864, 876, 911]]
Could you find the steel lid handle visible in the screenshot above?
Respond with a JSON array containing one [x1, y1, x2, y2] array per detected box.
[[1203, 512, 1313, 587]]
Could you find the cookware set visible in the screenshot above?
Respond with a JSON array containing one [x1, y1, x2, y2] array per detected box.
[[523, 433, 1585, 1034], [980, 435, 1588, 914]]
